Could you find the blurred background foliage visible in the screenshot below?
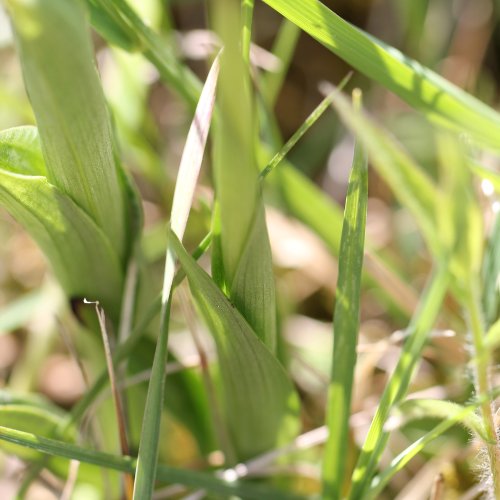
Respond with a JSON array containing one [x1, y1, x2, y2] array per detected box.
[[0, 0, 499, 498]]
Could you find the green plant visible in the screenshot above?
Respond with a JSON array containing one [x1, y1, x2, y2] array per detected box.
[[0, 0, 499, 499]]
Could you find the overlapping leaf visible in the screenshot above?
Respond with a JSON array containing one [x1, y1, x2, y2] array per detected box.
[[169, 231, 300, 461]]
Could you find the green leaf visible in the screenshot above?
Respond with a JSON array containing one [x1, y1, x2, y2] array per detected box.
[[349, 266, 449, 499], [230, 205, 277, 351], [0, 425, 303, 500], [327, 88, 440, 257], [133, 55, 219, 500], [0, 168, 124, 319], [169, 231, 300, 461], [7, 0, 130, 261], [261, 0, 500, 152], [211, 0, 277, 351], [0, 126, 45, 176], [322, 91, 368, 500]]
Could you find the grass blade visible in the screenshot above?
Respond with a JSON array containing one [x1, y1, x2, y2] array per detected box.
[[349, 265, 449, 499], [322, 90, 368, 500], [0, 425, 303, 500], [259, 73, 351, 180], [262, 0, 500, 152], [132, 55, 219, 500], [326, 86, 440, 257]]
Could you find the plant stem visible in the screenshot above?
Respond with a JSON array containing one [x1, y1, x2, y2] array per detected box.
[[467, 283, 500, 497]]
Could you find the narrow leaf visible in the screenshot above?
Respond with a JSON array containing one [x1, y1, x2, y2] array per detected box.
[[0, 425, 302, 500], [327, 87, 440, 257], [323, 90, 368, 500], [349, 266, 449, 499], [262, 0, 500, 152], [133, 56, 219, 500]]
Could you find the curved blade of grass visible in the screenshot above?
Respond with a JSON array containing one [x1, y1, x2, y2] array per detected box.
[[322, 90, 367, 500], [133, 55, 219, 500], [385, 398, 488, 441], [349, 265, 449, 500], [259, 73, 351, 180], [0, 170, 123, 319], [7, 0, 130, 261], [326, 87, 440, 257], [0, 425, 303, 500], [169, 231, 300, 461], [262, 0, 500, 152]]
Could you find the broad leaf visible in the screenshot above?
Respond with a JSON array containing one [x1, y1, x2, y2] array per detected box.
[[169, 231, 300, 461], [0, 128, 123, 318], [7, 0, 131, 261]]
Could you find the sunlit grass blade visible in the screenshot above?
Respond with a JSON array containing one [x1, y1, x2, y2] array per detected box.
[[326, 86, 440, 256], [259, 73, 351, 180], [133, 55, 219, 500], [262, 0, 500, 152], [349, 266, 448, 499], [0, 425, 302, 500], [7, 0, 131, 261], [169, 231, 300, 461], [322, 90, 367, 500]]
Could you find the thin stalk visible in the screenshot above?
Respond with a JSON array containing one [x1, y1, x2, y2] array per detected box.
[[89, 301, 134, 499], [466, 283, 500, 497]]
